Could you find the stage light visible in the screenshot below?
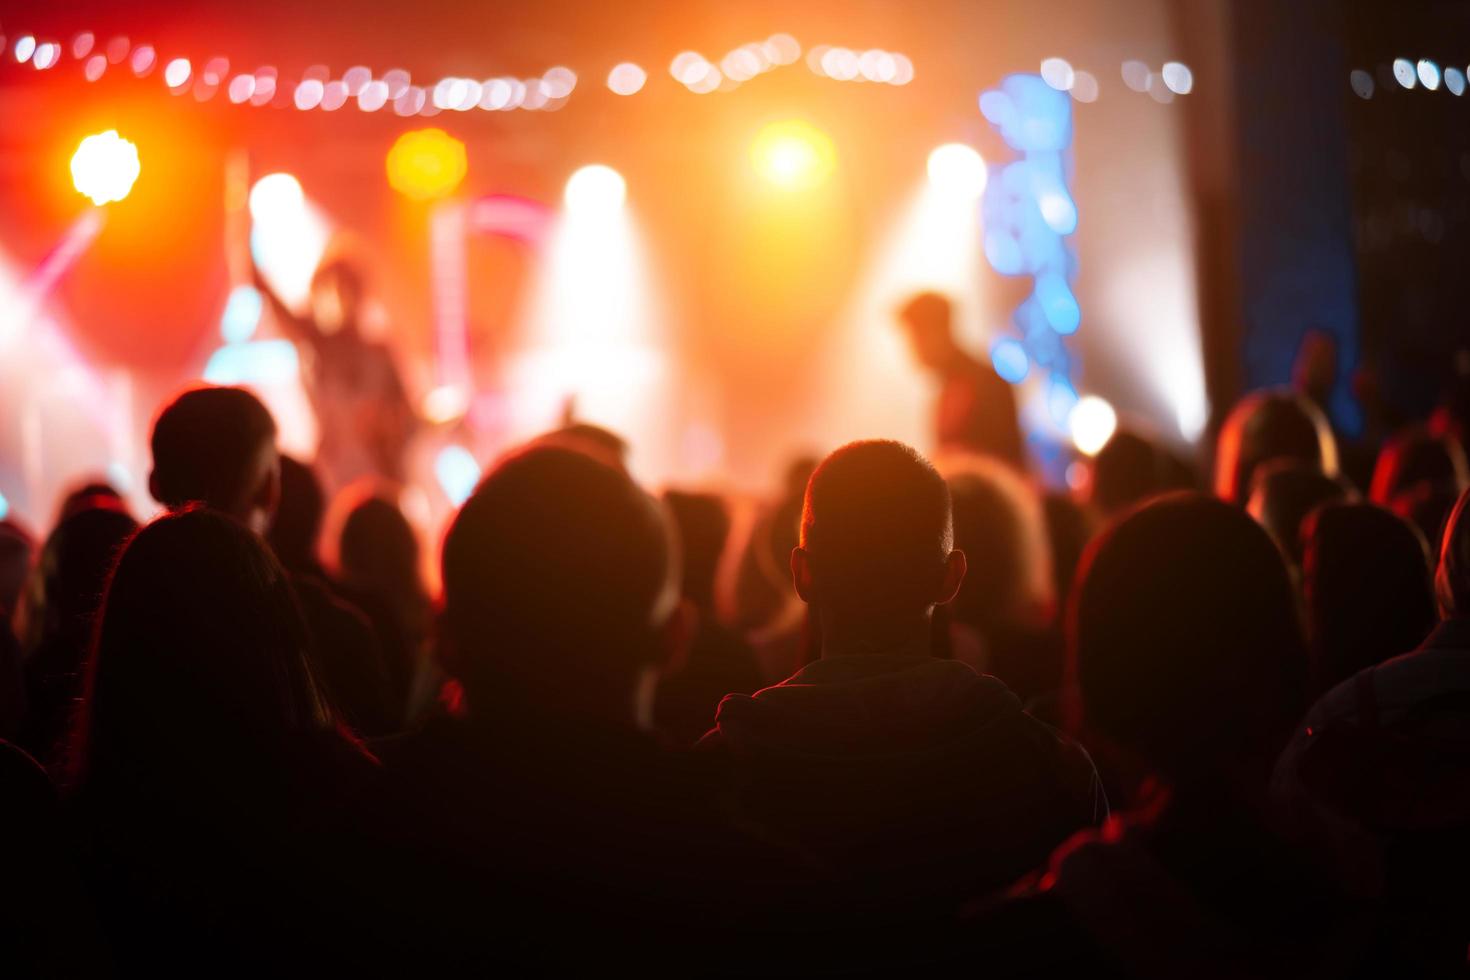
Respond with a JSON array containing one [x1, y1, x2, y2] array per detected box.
[[382, 69, 411, 98], [359, 80, 389, 111], [752, 119, 836, 191], [130, 44, 155, 77], [1161, 61, 1193, 94], [927, 143, 987, 200], [1071, 70, 1099, 102], [1069, 395, 1117, 456], [72, 32, 95, 59], [1147, 74, 1175, 104], [607, 62, 646, 95], [0, 490, 8, 521], [670, 51, 709, 85], [765, 34, 801, 65], [1393, 58, 1416, 89], [1417, 59, 1441, 90], [543, 66, 577, 98], [228, 75, 255, 104], [564, 164, 626, 214], [423, 384, 470, 424], [107, 37, 130, 65], [71, 131, 141, 206], [821, 48, 859, 81], [991, 339, 1029, 384], [1121, 60, 1150, 93], [164, 57, 191, 88], [249, 172, 305, 225], [294, 78, 324, 110], [386, 128, 468, 201], [342, 66, 372, 96], [1448, 68, 1466, 96], [202, 55, 228, 84], [1350, 69, 1375, 99], [1041, 57, 1074, 91], [321, 80, 348, 111], [435, 445, 480, 505], [84, 55, 106, 82], [32, 43, 60, 71], [14, 36, 35, 64]]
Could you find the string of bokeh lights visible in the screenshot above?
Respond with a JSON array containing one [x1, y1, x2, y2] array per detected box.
[[3, 22, 1197, 116], [1349, 58, 1470, 99]]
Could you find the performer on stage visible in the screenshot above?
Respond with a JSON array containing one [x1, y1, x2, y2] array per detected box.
[[252, 254, 418, 491], [897, 291, 1026, 470]]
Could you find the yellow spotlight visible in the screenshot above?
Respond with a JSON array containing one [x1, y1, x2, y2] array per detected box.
[[70, 130, 140, 205], [386, 127, 467, 200], [927, 143, 987, 200], [751, 119, 836, 190]]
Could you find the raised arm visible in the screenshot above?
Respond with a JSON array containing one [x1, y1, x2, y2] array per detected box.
[[250, 259, 322, 348]]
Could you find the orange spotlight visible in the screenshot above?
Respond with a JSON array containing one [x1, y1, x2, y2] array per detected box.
[[385, 127, 467, 201], [751, 119, 836, 191], [70, 130, 141, 205]]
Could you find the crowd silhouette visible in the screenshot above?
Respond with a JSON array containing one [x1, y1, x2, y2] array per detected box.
[[2, 310, 1470, 976]]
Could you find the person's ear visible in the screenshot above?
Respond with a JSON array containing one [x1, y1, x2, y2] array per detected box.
[[937, 549, 967, 605], [791, 547, 815, 604], [655, 598, 697, 675]]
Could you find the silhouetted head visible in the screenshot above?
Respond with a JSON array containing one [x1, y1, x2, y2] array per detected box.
[[75, 507, 332, 791], [267, 455, 325, 575], [795, 441, 965, 637], [941, 454, 1051, 633], [149, 386, 280, 534], [0, 519, 35, 617], [897, 291, 959, 372], [532, 423, 631, 473], [27, 504, 138, 653], [1369, 424, 1470, 506], [1214, 390, 1338, 504], [1292, 329, 1338, 411], [1389, 481, 1463, 555], [1070, 493, 1306, 792], [1091, 430, 1196, 516], [1301, 503, 1433, 694], [441, 446, 679, 715], [1246, 460, 1352, 567], [1042, 492, 1096, 613], [663, 491, 730, 612], [339, 494, 420, 599], [1436, 487, 1470, 620], [57, 480, 124, 523], [309, 257, 363, 336]]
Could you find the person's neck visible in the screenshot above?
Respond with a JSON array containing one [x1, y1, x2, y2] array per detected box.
[[817, 611, 933, 661]]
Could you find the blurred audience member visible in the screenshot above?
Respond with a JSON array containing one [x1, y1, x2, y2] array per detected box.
[[970, 495, 1366, 975], [0, 518, 35, 617], [149, 386, 394, 734], [1300, 503, 1435, 696], [1215, 389, 1338, 504], [268, 454, 329, 580], [897, 292, 1026, 470], [1089, 430, 1194, 518], [1277, 486, 1470, 973], [1369, 423, 1469, 506], [733, 455, 818, 683], [337, 493, 431, 722], [653, 490, 762, 747], [1041, 492, 1096, 619], [70, 508, 377, 971], [1247, 460, 1354, 568], [700, 441, 1102, 950], [374, 445, 774, 971], [940, 454, 1062, 704], [14, 501, 137, 771]]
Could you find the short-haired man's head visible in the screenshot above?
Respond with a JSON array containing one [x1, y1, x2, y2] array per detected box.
[[799, 440, 956, 616], [441, 445, 676, 696], [149, 386, 279, 530]]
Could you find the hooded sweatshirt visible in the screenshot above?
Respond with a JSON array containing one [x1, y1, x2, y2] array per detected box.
[[698, 654, 1104, 921]]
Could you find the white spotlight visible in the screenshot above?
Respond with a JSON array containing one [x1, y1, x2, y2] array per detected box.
[[1069, 395, 1117, 456], [927, 143, 987, 200], [564, 164, 627, 214]]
